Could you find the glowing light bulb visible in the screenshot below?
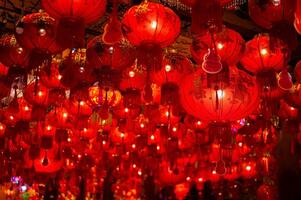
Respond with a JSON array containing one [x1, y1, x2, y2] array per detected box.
[[24, 106, 29, 111], [63, 112, 68, 118], [165, 111, 169, 117], [78, 154, 81, 158], [217, 43, 224, 49], [156, 145, 160, 150], [260, 48, 268, 56], [198, 177, 203, 182], [132, 164, 136, 168], [151, 21, 157, 29], [58, 75, 62, 80], [67, 137, 71, 142], [165, 64, 171, 72], [129, 71, 135, 78], [17, 47, 23, 54], [120, 133, 125, 138], [132, 144, 136, 149], [246, 165, 251, 171], [83, 128, 87, 132], [197, 121, 201, 126], [46, 125, 52, 131], [138, 170, 142, 176], [172, 127, 177, 132], [39, 28, 46, 36], [238, 142, 243, 147], [186, 177, 191, 181], [38, 91, 43, 96], [9, 116, 14, 120], [102, 140, 106, 145], [0, 125, 4, 130], [217, 89, 224, 99], [124, 107, 129, 113], [150, 135, 155, 140], [212, 170, 217, 174], [79, 101, 85, 106], [140, 123, 145, 128]]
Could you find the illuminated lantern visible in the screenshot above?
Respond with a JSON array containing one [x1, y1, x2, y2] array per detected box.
[[120, 66, 146, 91], [59, 48, 94, 88], [110, 126, 134, 145], [68, 86, 92, 117], [24, 80, 49, 107], [257, 183, 276, 200], [87, 36, 136, 71], [39, 59, 63, 89], [174, 183, 190, 200], [46, 106, 73, 129], [286, 84, 301, 108], [122, 1, 181, 71], [249, 0, 296, 29], [88, 85, 122, 118], [0, 63, 8, 76], [295, 0, 301, 34], [240, 34, 288, 74], [151, 53, 193, 86], [277, 68, 293, 90], [15, 11, 61, 55], [0, 34, 30, 68], [34, 150, 63, 173], [41, 0, 107, 48], [180, 65, 260, 122], [191, 27, 245, 66]]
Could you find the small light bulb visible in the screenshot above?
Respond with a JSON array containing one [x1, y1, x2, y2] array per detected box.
[[151, 21, 157, 29], [39, 28, 46, 36], [17, 47, 23, 54], [246, 165, 251, 171], [260, 48, 268, 56], [124, 108, 129, 113], [165, 64, 171, 72], [217, 43, 224, 49], [150, 135, 155, 140], [129, 71, 135, 78]]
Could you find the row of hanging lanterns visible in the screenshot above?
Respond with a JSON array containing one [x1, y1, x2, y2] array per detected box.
[[0, 0, 300, 199]]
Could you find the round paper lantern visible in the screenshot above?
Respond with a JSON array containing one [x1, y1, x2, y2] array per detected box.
[[41, 0, 107, 48], [240, 34, 288, 74], [67, 85, 92, 117], [151, 53, 194, 86], [87, 36, 136, 71], [122, 1, 181, 71], [59, 48, 94, 88], [24, 80, 49, 107], [15, 11, 61, 55], [119, 66, 147, 91], [0, 34, 30, 68], [180, 65, 260, 121], [39, 59, 63, 89], [249, 0, 296, 29], [294, 60, 301, 83], [122, 2, 180, 47], [191, 27, 245, 66], [46, 106, 73, 129]]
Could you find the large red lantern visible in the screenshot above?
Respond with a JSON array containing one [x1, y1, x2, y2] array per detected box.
[[240, 34, 289, 74], [87, 36, 136, 71], [191, 27, 245, 66], [41, 0, 107, 48], [249, 0, 296, 29], [0, 34, 30, 68], [39, 59, 63, 89], [15, 11, 61, 55], [122, 1, 181, 71], [180, 65, 260, 122]]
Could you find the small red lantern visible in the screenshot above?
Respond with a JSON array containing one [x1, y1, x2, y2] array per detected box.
[[151, 53, 193, 86], [15, 11, 61, 55], [249, 0, 296, 29], [42, 0, 107, 48], [191, 27, 245, 66], [87, 36, 136, 71], [68, 85, 92, 117], [46, 106, 73, 129], [39, 59, 63, 89], [240, 34, 288, 74], [59, 49, 94, 88], [0, 34, 30, 68], [24, 80, 49, 107]]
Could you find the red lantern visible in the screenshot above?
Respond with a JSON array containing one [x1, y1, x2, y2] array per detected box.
[[122, 1, 181, 71], [39, 59, 63, 89], [257, 183, 277, 200], [59, 49, 94, 88], [122, 2, 180, 47], [15, 11, 61, 55], [0, 34, 30, 68], [151, 53, 193, 86], [68, 86, 92, 117], [41, 0, 107, 48], [191, 27, 245, 66], [46, 106, 73, 129], [249, 0, 296, 29], [120, 66, 147, 91], [180, 66, 260, 122], [294, 60, 301, 83], [87, 36, 136, 71], [240, 34, 288, 74], [24, 80, 49, 107]]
